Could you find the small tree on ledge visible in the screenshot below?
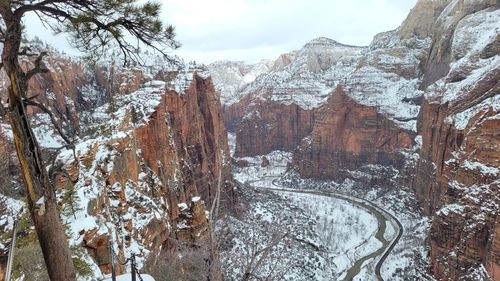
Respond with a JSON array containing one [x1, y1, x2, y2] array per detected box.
[[0, 1, 179, 280]]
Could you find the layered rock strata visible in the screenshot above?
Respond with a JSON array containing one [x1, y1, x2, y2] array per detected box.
[[294, 86, 414, 179], [413, 2, 499, 279]]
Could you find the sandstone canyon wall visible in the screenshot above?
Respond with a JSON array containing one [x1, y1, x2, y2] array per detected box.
[[293, 86, 414, 179], [412, 1, 499, 279], [220, 38, 366, 157], [0, 50, 232, 278], [216, 0, 499, 279]]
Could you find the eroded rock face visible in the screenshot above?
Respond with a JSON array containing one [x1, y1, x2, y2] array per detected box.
[[222, 1, 434, 171], [175, 198, 209, 243], [397, 0, 452, 40], [412, 2, 499, 279], [234, 99, 316, 157], [71, 73, 233, 274], [222, 37, 366, 157], [294, 86, 414, 179], [416, 100, 500, 279], [0, 65, 233, 278], [420, 0, 494, 89]]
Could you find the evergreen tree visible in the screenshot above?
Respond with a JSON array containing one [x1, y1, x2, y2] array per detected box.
[[0, 1, 178, 280]]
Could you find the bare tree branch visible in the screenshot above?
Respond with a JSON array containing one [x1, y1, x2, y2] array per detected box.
[[25, 51, 49, 80], [23, 98, 74, 147]]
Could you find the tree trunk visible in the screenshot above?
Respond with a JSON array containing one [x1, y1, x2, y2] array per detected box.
[[8, 71, 77, 281], [1, 9, 77, 281]]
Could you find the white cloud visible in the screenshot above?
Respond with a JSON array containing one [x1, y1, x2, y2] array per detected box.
[[23, 0, 418, 64]]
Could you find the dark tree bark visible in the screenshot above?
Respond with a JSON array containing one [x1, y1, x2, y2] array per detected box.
[[0, 7, 77, 281]]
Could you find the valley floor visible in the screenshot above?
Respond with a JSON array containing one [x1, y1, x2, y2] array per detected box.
[[219, 136, 431, 280]]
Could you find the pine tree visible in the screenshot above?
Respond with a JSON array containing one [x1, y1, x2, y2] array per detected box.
[[0, 1, 178, 280], [130, 106, 139, 125]]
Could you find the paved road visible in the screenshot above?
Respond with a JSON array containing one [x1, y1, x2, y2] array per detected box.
[[247, 179, 403, 281]]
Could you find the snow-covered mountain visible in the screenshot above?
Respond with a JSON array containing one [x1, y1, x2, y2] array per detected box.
[[0, 51, 232, 280], [208, 60, 273, 106], [227, 37, 367, 110], [219, 0, 499, 280]]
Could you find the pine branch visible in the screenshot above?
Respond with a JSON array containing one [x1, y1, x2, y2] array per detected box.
[[25, 51, 50, 80], [12, 0, 180, 66], [23, 98, 74, 147]]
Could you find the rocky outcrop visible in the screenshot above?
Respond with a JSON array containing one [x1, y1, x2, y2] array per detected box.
[[397, 0, 452, 40], [208, 60, 272, 107], [136, 74, 232, 206], [286, 2, 434, 181], [416, 98, 500, 280], [69, 73, 233, 275], [0, 46, 151, 141], [175, 197, 209, 244], [234, 99, 316, 157], [420, 0, 494, 89], [0, 64, 233, 278], [412, 2, 499, 279], [223, 37, 366, 157], [294, 86, 414, 179]]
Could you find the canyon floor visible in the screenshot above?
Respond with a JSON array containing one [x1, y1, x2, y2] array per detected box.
[[218, 135, 432, 281]]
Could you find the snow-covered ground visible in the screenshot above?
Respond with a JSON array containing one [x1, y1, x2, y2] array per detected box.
[[0, 193, 24, 252], [223, 145, 430, 280], [219, 183, 387, 281]]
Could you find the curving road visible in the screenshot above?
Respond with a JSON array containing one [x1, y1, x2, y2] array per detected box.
[[246, 179, 403, 281]]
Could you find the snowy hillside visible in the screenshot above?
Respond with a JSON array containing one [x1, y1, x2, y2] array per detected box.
[[215, 32, 429, 131], [208, 60, 273, 106], [240, 38, 368, 110]]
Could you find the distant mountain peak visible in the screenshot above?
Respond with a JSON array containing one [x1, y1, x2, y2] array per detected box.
[[304, 37, 365, 49]]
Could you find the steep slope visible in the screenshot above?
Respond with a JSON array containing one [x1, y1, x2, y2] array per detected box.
[[224, 38, 367, 156], [412, 2, 500, 279], [293, 86, 414, 179], [208, 60, 273, 107], [58, 73, 232, 277], [216, 0, 499, 280], [222, 1, 445, 168], [208, 59, 273, 131], [290, 1, 441, 180], [0, 51, 232, 279]]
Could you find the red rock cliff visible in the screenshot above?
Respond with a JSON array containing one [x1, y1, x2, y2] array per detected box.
[[293, 86, 414, 179], [412, 2, 499, 279], [74, 73, 233, 275], [137, 74, 233, 208], [233, 97, 316, 157], [0, 66, 232, 278]]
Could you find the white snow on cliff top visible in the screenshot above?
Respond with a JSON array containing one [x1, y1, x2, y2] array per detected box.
[[427, 8, 500, 131], [346, 66, 422, 131], [213, 33, 427, 130], [238, 38, 367, 110], [208, 59, 273, 106], [452, 95, 500, 130], [461, 160, 499, 177], [427, 8, 500, 102], [92, 80, 165, 128], [436, 203, 465, 216]]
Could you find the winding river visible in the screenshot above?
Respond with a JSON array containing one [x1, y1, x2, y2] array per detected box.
[[247, 178, 403, 281]]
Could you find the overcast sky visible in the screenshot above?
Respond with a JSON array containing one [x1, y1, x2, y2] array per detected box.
[[24, 0, 417, 64]]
